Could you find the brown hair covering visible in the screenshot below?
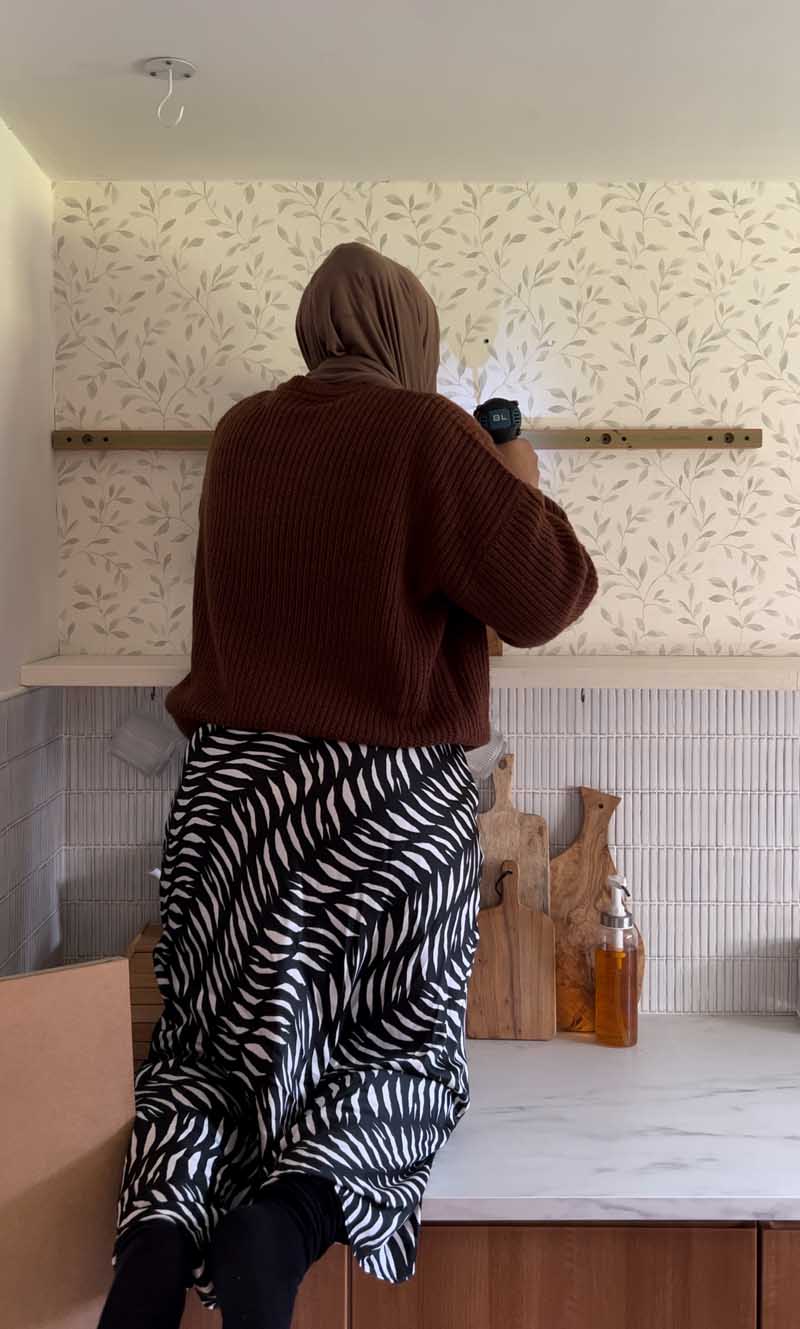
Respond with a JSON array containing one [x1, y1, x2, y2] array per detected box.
[[295, 242, 440, 393]]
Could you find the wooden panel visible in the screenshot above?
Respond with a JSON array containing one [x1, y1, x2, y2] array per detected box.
[[526, 427, 761, 451], [52, 427, 762, 452], [0, 959, 135, 1329], [476, 756, 549, 912], [352, 1225, 757, 1329], [180, 1243, 348, 1328], [127, 922, 162, 1070], [53, 429, 213, 451], [761, 1227, 800, 1329], [466, 859, 556, 1041]]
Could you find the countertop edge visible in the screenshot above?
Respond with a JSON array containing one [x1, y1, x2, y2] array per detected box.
[[421, 1197, 800, 1223]]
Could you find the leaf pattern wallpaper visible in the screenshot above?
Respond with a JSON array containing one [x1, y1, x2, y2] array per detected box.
[[53, 180, 800, 656]]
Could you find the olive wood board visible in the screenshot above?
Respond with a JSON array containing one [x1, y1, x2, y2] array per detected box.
[[549, 787, 645, 1033]]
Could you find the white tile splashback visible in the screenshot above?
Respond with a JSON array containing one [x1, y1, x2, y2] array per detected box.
[[485, 687, 799, 1013], [1, 683, 796, 1012]]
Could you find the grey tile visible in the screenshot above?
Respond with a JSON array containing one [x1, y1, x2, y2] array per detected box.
[[7, 748, 48, 824], [5, 797, 66, 892], [20, 750, 61, 825], [0, 888, 10, 966], [65, 735, 183, 793], [66, 791, 170, 848], [5, 881, 23, 964], [47, 738, 66, 798], [0, 696, 8, 766], [63, 900, 157, 962], [7, 689, 61, 759], [62, 846, 161, 903], [0, 830, 8, 897], [0, 949, 25, 978], [0, 762, 9, 837], [7, 693, 29, 760], [63, 687, 172, 738], [19, 856, 62, 939], [20, 910, 64, 974]]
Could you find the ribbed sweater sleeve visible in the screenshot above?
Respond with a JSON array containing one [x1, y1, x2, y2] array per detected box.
[[417, 399, 598, 648]]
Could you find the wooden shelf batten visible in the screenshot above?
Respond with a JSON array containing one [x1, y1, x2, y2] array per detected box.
[[53, 429, 213, 452], [526, 426, 761, 451], [52, 427, 762, 453]]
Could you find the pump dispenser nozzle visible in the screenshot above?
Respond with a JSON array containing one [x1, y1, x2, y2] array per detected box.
[[600, 875, 633, 931]]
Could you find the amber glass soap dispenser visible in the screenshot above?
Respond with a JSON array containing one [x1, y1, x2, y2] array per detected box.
[[595, 874, 638, 1048]]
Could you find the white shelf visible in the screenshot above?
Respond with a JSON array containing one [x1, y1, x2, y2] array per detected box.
[[19, 653, 800, 690], [19, 655, 190, 687], [491, 653, 800, 690]]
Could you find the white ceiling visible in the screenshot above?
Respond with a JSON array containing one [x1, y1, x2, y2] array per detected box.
[[2, 0, 799, 181]]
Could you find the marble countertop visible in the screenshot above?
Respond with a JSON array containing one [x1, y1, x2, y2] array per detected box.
[[424, 1016, 800, 1222]]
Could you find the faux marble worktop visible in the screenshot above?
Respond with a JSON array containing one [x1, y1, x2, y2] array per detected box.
[[424, 1016, 800, 1222]]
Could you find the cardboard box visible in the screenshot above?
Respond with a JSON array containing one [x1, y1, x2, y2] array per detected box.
[[0, 958, 135, 1328]]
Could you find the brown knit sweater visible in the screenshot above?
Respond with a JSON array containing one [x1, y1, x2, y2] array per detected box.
[[167, 378, 597, 747]]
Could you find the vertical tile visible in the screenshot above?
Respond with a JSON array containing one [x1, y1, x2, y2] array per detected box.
[[0, 829, 8, 899], [0, 762, 9, 839], [7, 692, 28, 760], [22, 911, 64, 974], [0, 885, 10, 966], [37, 682, 800, 1008], [0, 695, 8, 767]]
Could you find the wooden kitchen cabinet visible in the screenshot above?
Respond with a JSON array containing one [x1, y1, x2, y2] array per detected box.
[[352, 1224, 757, 1329], [761, 1227, 800, 1329], [181, 1243, 348, 1329]]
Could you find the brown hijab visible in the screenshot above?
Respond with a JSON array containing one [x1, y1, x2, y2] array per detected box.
[[295, 242, 440, 393]]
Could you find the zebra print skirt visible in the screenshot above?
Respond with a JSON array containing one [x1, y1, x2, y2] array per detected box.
[[116, 726, 481, 1303]]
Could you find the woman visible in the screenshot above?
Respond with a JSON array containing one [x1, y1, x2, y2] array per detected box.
[[99, 243, 597, 1328]]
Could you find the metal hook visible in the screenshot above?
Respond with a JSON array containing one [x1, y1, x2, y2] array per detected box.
[[157, 64, 184, 128], [143, 57, 196, 128]]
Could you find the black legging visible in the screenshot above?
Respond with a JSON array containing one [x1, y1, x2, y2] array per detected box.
[[98, 1174, 343, 1329]]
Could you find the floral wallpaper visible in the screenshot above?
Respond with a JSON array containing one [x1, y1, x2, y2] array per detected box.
[[53, 180, 800, 655]]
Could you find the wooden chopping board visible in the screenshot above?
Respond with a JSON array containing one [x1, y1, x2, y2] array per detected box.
[[549, 787, 645, 1033], [476, 754, 549, 911], [467, 757, 555, 1040], [467, 859, 556, 1040]]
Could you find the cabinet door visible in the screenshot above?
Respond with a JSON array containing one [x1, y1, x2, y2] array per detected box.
[[352, 1224, 757, 1329], [0, 959, 135, 1329], [762, 1227, 800, 1329], [181, 1243, 349, 1329]]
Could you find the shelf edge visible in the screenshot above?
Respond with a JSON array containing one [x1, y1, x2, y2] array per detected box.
[[19, 654, 800, 691]]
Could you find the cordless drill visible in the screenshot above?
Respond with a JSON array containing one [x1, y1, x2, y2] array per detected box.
[[473, 398, 522, 445]]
